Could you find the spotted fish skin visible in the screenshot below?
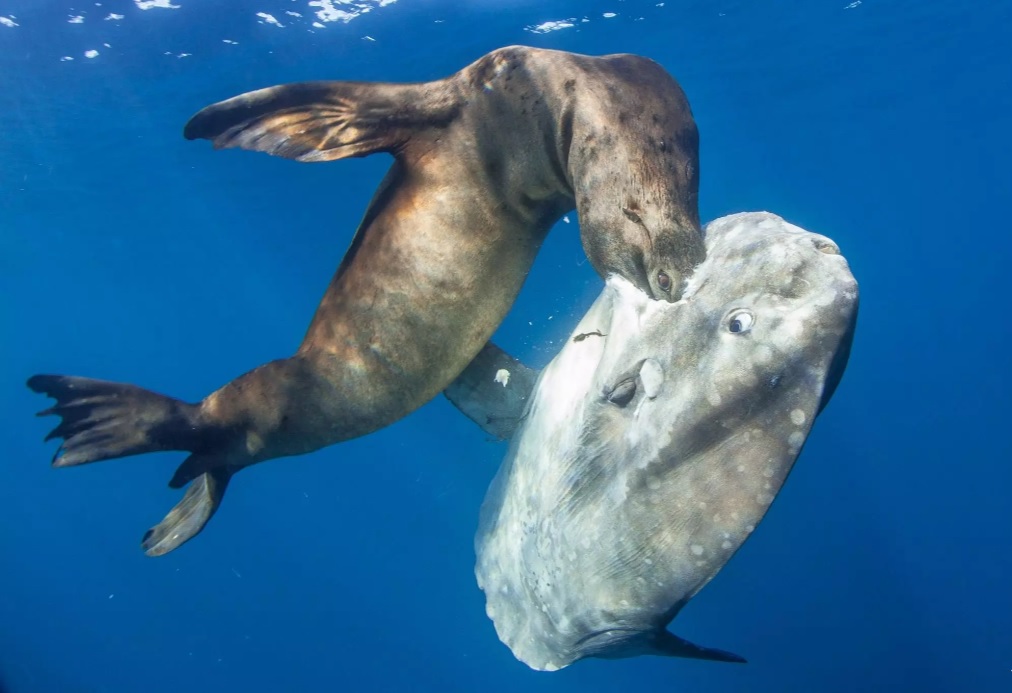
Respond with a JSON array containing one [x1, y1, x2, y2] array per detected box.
[[450, 212, 859, 670]]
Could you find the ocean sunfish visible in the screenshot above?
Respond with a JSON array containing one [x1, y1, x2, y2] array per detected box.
[[445, 211, 859, 670]]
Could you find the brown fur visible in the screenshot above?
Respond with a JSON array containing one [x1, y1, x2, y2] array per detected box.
[[29, 46, 703, 555]]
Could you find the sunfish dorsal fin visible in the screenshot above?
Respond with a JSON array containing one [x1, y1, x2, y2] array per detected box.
[[183, 79, 461, 162], [444, 343, 538, 441]]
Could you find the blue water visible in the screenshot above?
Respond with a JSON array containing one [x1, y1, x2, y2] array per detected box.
[[2, 1, 1010, 691]]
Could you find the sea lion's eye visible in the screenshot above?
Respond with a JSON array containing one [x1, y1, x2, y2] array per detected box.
[[657, 271, 671, 292], [622, 207, 642, 224], [728, 310, 754, 334]]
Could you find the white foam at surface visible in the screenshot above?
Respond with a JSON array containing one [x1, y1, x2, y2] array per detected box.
[[84, 49, 99, 58], [44, 0, 665, 66], [0, 16, 17, 28], [257, 12, 284, 27], [526, 19, 576, 34], [310, 0, 397, 24], [310, 0, 356, 23], [134, 0, 180, 9]]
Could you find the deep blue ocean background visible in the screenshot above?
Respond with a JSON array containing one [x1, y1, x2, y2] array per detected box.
[[2, 1, 1010, 691]]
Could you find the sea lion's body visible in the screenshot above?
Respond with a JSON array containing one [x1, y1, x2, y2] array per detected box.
[[29, 46, 704, 555]]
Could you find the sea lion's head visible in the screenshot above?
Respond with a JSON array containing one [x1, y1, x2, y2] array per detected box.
[[574, 155, 708, 303], [567, 53, 706, 302], [576, 187, 705, 304]]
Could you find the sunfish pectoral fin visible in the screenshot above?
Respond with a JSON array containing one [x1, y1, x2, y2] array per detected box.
[[639, 358, 664, 398], [183, 79, 461, 162], [141, 467, 232, 557], [651, 629, 747, 664], [444, 342, 539, 441]]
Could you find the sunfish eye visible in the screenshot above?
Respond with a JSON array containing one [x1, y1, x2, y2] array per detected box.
[[657, 271, 671, 292], [728, 309, 754, 334], [606, 379, 637, 407], [622, 207, 642, 224]]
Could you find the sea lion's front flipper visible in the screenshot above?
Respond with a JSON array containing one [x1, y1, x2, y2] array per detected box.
[[26, 374, 201, 467], [141, 468, 232, 557], [183, 79, 461, 162], [444, 343, 539, 441]]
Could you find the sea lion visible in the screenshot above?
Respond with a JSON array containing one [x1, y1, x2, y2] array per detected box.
[[446, 212, 859, 670], [28, 45, 704, 556]]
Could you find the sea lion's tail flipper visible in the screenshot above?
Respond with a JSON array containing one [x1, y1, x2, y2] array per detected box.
[[444, 342, 539, 441], [652, 630, 747, 664], [27, 374, 201, 467], [183, 79, 460, 162], [141, 468, 231, 557]]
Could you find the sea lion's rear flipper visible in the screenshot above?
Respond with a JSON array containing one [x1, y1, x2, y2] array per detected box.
[[443, 342, 539, 441], [141, 468, 232, 557], [651, 630, 746, 664], [183, 79, 461, 162], [26, 374, 201, 466], [29, 375, 233, 557]]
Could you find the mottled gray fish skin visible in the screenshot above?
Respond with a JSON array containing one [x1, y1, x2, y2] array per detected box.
[[463, 212, 858, 671], [27, 46, 702, 556]]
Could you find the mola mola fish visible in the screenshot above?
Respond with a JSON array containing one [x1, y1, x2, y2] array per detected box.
[[445, 211, 859, 671]]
